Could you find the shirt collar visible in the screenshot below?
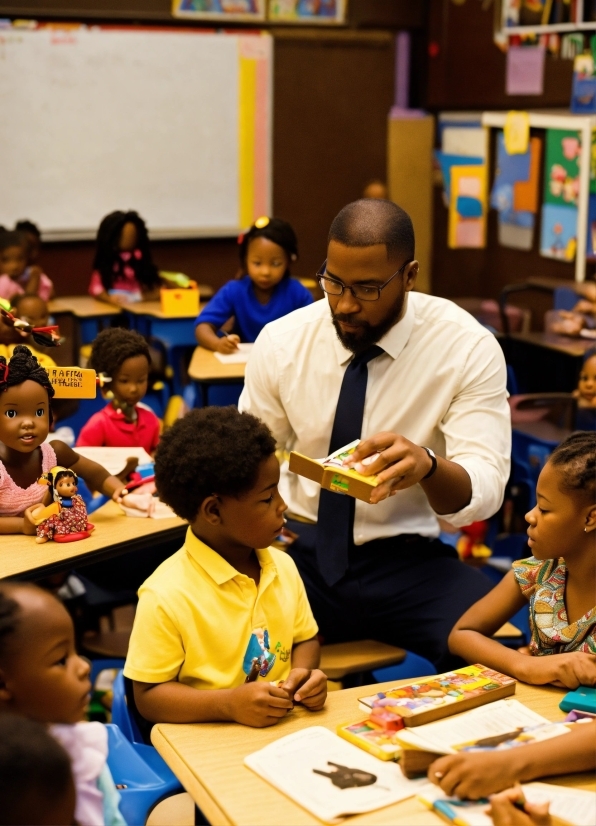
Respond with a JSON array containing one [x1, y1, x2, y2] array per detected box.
[[331, 292, 416, 366], [184, 527, 278, 586]]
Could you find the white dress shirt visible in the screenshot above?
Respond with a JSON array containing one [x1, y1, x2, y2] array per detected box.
[[239, 292, 511, 544]]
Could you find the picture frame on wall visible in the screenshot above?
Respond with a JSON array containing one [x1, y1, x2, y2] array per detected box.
[[172, 1, 267, 22], [268, 0, 347, 25]]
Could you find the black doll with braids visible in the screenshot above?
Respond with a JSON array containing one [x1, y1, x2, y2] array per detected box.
[[92, 210, 160, 296], [0, 345, 145, 534]]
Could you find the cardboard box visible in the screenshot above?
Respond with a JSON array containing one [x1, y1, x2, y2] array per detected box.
[[160, 285, 199, 317], [46, 367, 97, 399], [289, 451, 378, 503]]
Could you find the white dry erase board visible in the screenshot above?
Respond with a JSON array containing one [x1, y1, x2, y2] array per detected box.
[[0, 27, 272, 240]]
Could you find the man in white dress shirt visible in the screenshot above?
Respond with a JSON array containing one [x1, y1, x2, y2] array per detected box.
[[239, 200, 511, 670]]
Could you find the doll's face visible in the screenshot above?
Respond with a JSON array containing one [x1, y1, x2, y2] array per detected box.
[[0, 380, 50, 453], [111, 354, 149, 407], [0, 245, 27, 278], [246, 237, 288, 293], [119, 222, 138, 252], [55, 476, 77, 497], [578, 355, 596, 403]]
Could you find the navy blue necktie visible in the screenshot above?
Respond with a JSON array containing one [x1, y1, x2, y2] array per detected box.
[[316, 345, 384, 586]]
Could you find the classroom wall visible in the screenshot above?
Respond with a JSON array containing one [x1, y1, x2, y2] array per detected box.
[[425, 0, 592, 309], [31, 30, 395, 295]]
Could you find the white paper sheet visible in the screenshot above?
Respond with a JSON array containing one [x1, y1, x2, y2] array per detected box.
[[214, 343, 254, 363], [72, 446, 153, 476], [245, 726, 425, 824]]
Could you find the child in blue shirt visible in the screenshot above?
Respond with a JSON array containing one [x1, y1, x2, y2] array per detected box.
[[195, 217, 313, 354]]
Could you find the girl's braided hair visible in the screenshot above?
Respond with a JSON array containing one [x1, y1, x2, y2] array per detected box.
[[0, 344, 54, 399], [549, 431, 596, 505]]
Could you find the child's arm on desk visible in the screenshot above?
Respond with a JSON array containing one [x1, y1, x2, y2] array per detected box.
[[428, 720, 596, 800], [51, 441, 139, 506], [132, 679, 294, 728], [279, 636, 327, 711], [449, 571, 596, 689]]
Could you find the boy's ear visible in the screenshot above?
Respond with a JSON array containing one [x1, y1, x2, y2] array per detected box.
[[201, 494, 221, 526], [0, 671, 13, 704], [585, 505, 596, 532]]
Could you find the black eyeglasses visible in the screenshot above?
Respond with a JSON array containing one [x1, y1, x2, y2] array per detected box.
[[316, 259, 412, 302]]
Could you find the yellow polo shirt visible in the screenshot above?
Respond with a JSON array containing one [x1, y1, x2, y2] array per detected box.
[[123, 528, 318, 690]]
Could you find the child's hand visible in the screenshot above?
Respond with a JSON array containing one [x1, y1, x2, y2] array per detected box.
[[228, 681, 293, 727], [488, 787, 552, 826], [280, 668, 327, 711], [216, 335, 240, 354], [525, 652, 596, 689], [22, 506, 39, 536], [115, 491, 155, 517], [428, 751, 519, 800]]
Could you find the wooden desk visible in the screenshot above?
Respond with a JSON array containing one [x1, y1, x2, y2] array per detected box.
[[49, 296, 123, 319], [187, 346, 246, 407], [151, 680, 593, 826], [500, 333, 593, 393], [1, 501, 185, 581]]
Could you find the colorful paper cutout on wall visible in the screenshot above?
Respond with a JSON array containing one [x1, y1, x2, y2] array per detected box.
[[436, 152, 484, 203], [449, 165, 487, 249], [514, 137, 542, 213], [490, 132, 541, 250], [544, 129, 581, 207], [172, 0, 266, 20], [571, 52, 596, 114], [540, 203, 577, 262], [587, 195, 596, 260], [506, 45, 545, 96]]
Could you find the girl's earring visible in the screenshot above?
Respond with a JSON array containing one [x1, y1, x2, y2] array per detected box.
[[104, 389, 114, 400]]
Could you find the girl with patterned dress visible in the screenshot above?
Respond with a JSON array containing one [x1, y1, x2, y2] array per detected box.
[[448, 430, 596, 685]]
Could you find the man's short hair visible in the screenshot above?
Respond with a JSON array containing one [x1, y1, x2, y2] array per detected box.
[[154, 406, 277, 523], [328, 199, 415, 262]]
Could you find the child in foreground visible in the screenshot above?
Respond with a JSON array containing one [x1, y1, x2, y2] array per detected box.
[[0, 582, 126, 825], [76, 328, 160, 454], [124, 406, 327, 726], [88, 211, 161, 306], [0, 713, 76, 826], [195, 216, 312, 354], [448, 431, 595, 687], [0, 230, 54, 302]]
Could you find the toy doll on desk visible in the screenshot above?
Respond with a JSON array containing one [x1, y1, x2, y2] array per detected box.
[[29, 466, 93, 544]]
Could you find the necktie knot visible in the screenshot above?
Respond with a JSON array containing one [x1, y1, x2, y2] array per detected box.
[[349, 345, 384, 370]]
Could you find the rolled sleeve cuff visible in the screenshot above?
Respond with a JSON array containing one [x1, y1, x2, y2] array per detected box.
[[435, 457, 508, 527]]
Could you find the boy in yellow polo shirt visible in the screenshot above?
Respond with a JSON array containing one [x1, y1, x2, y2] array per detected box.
[[124, 406, 326, 727]]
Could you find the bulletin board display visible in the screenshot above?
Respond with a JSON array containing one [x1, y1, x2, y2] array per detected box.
[[0, 27, 272, 239]]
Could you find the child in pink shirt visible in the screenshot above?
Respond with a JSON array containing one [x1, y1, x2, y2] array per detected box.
[[77, 328, 160, 454], [0, 230, 54, 302]]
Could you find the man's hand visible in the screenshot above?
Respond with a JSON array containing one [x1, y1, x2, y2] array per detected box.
[[227, 681, 294, 727], [344, 432, 433, 504], [216, 335, 240, 354], [428, 751, 520, 799], [280, 668, 327, 711]]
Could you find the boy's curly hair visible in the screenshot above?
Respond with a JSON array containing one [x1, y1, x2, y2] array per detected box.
[[88, 328, 150, 379], [155, 406, 276, 523], [550, 431, 596, 505]]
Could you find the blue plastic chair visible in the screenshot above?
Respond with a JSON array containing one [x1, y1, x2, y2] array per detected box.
[[111, 670, 145, 744], [106, 724, 182, 826], [553, 287, 579, 312], [372, 651, 437, 683]]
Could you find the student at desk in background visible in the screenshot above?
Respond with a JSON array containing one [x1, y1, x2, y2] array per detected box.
[[0, 230, 54, 302], [195, 217, 313, 354], [88, 210, 161, 307], [76, 328, 160, 455], [0, 295, 57, 369], [124, 406, 326, 727]]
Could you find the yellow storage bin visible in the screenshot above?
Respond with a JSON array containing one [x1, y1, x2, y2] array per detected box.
[[160, 286, 200, 317]]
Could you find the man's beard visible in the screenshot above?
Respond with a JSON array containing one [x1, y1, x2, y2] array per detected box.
[[331, 293, 405, 355]]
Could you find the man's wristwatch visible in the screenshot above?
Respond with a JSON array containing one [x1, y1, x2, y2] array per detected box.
[[421, 447, 437, 480]]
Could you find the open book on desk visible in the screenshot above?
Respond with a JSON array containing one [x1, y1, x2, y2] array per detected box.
[[418, 783, 596, 826], [244, 726, 426, 824]]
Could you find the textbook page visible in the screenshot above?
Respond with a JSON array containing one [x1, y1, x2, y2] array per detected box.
[[214, 343, 254, 363], [244, 726, 426, 824], [396, 699, 554, 755], [418, 783, 596, 826]]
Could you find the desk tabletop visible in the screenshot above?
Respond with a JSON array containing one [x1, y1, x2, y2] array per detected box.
[[1, 501, 185, 581], [123, 300, 207, 320], [49, 296, 123, 318], [509, 332, 595, 357], [188, 346, 246, 381], [151, 680, 593, 826]]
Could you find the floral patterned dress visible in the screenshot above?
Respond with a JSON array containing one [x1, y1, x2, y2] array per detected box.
[[36, 494, 89, 541], [512, 556, 596, 655]]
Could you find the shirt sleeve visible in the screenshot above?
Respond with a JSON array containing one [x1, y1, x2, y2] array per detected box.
[[512, 557, 552, 600], [124, 587, 186, 684], [434, 332, 511, 527], [88, 270, 104, 297], [150, 412, 161, 452], [238, 325, 294, 450], [76, 412, 106, 447], [195, 281, 237, 331]]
